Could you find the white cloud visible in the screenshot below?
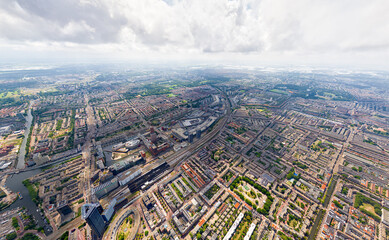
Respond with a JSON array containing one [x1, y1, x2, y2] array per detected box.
[[0, 0, 388, 68]]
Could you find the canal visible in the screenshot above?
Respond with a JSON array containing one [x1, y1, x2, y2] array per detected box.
[[1, 168, 53, 235], [16, 102, 33, 169], [2, 101, 54, 235]]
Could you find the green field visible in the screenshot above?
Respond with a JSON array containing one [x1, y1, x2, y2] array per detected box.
[[0, 90, 20, 99], [117, 214, 134, 240], [354, 193, 382, 222], [270, 89, 288, 95]]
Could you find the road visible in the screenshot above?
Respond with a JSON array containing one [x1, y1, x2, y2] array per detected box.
[[314, 126, 356, 239], [47, 94, 97, 239], [332, 127, 355, 174], [103, 207, 140, 240], [83, 94, 98, 204], [48, 217, 82, 240]]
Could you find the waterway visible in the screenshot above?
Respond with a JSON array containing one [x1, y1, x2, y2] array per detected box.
[[2, 168, 53, 235], [2, 101, 54, 235], [16, 103, 33, 169]]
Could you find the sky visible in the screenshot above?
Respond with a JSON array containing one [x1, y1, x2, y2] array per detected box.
[[0, 0, 389, 69]]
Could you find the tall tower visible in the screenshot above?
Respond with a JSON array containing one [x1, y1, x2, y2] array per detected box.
[[151, 132, 157, 143], [196, 129, 202, 138], [81, 203, 106, 238]]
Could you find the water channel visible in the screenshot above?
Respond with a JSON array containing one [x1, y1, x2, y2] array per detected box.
[[1, 102, 53, 235], [2, 169, 53, 235], [17, 103, 33, 169]]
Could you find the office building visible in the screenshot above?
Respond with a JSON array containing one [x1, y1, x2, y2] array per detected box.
[[81, 203, 106, 238]]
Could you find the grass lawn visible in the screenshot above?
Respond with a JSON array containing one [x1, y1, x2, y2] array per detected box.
[[323, 92, 336, 99], [4, 138, 23, 146], [299, 183, 309, 191], [0, 91, 20, 99], [222, 171, 234, 182], [237, 183, 264, 207], [55, 129, 70, 137], [167, 93, 177, 97], [232, 221, 248, 240], [361, 203, 380, 217], [117, 214, 134, 240], [289, 219, 299, 229], [270, 89, 288, 95]]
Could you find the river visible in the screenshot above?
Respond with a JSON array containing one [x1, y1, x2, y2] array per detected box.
[[3, 102, 53, 235], [2, 169, 53, 235], [16, 103, 33, 169]]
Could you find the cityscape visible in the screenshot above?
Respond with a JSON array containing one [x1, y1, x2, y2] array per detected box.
[[0, 66, 388, 240]]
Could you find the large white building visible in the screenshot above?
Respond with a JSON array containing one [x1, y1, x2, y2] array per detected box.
[[383, 208, 389, 226], [0, 126, 11, 136], [223, 212, 244, 240]]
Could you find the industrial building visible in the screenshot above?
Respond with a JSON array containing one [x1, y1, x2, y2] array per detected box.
[[118, 168, 142, 186], [108, 156, 143, 175], [172, 116, 218, 142], [127, 161, 170, 193], [91, 178, 119, 199]]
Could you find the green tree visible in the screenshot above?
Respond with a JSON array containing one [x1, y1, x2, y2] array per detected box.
[[20, 233, 40, 240], [59, 231, 69, 240], [6, 232, 17, 240], [118, 233, 125, 240]]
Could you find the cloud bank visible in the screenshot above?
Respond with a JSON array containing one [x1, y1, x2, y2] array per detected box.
[[0, 0, 388, 67]]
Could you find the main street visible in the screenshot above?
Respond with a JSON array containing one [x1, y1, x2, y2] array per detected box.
[[312, 125, 356, 240], [83, 94, 98, 204], [104, 206, 140, 240], [46, 94, 97, 239], [48, 217, 82, 240]]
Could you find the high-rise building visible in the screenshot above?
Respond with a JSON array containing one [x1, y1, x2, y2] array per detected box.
[[81, 203, 106, 238], [188, 133, 194, 143], [196, 129, 202, 138], [57, 200, 72, 215], [151, 132, 157, 143]]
